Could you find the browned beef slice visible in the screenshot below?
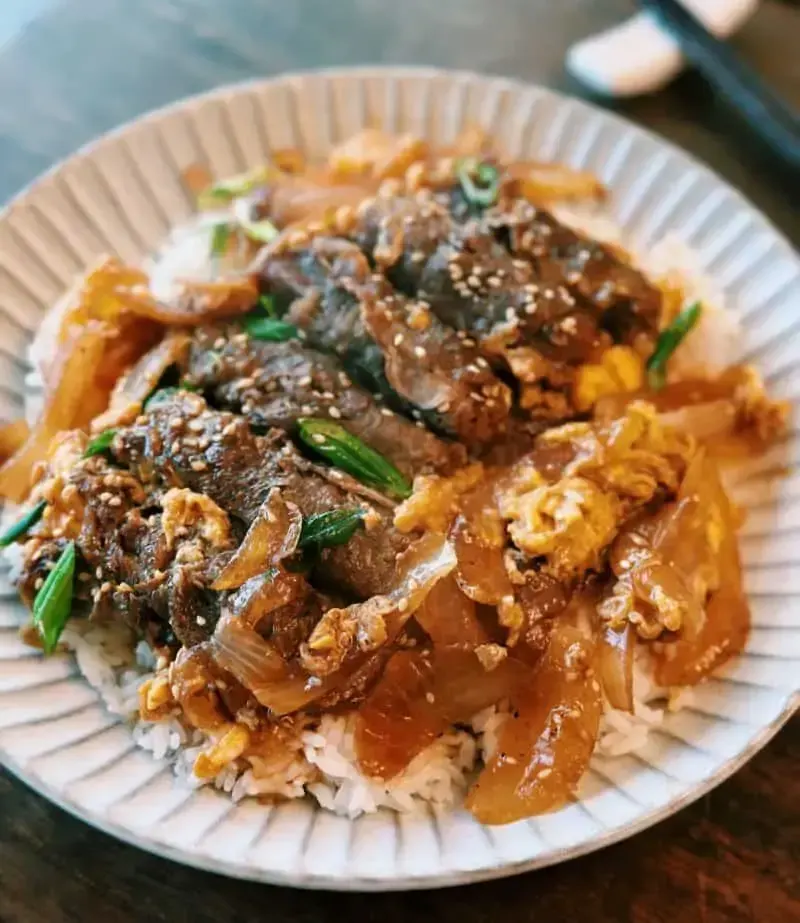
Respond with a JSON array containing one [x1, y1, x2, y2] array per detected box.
[[113, 391, 410, 600], [256, 236, 511, 445], [185, 327, 465, 476]]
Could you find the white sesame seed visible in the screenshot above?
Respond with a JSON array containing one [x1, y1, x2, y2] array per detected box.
[[425, 692, 435, 704], [462, 337, 476, 347], [196, 616, 207, 626], [414, 346, 427, 358], [488, 276, 502, 288], [190, 460, 208, 472], [298, 375, 312, 387], [476, 356, 489, 369], [393, 333, 404, 347], [312, 433, 326, 445], [328, 407, 342, 419], [397, 597, 409, 612], [108, 497, 122, 508], [380, 408, 394, 417]]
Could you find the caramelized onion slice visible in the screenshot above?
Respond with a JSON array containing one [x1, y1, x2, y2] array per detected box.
[[214, 616, 324, 715], [212, 490, 302, 590], [119, 277, 258, 326], [354, 646, 529, 780], [466, 619, 602, 824], [0, 325, 108, 502], [0, 420, 29, 463], [212, 570, 327, 714], [414, 575, 488, 648], [597, 622, 634, 713], [508, 161, 606, 203], [303, 533, 458, 677], [653, 452, 749, 686], [92, 332, 192, 431], [354, 650, 442, 780]]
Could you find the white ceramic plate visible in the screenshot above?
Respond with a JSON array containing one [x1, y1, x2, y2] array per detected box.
[[0, 67, 798, 891]]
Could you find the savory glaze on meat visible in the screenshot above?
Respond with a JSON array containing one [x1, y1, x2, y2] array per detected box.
[[1, 127, 788, 825]]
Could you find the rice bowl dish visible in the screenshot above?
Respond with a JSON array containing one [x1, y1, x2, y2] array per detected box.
[[0, 121, 789, 830]]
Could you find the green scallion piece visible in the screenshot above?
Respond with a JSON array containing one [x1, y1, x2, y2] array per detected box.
[[456, 159, 501, 209], [0, 500, 46, 548], [197, 166, 271, 209], [256, 294, 278, 318], [243, 316, 298, 342], [83, 429, 117, 459], [239, 217, 279, 244], [297, 418, 412, 500], [298, 509, 365, 551], [646, 301, 703, 390], [32, 541, 76, 655], [210, 221, 233, 259]]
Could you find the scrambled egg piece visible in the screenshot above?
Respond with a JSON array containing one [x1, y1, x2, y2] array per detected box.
[[573, 346, 644, 413], [162, 488, 232, 553], [394, 464, 484, 534], [500, 476, 619, 579], [498, 403, 696, 583]]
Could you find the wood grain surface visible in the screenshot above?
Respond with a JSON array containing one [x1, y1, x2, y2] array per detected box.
[[0, 1, 798, 920]]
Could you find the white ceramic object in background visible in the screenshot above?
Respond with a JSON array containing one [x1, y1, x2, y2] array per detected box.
[[567, 0, 758, 97], [0, 68, 798, 890]]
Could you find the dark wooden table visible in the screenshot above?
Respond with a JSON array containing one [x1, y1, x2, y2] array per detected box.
[[0, 1, 798, 920]]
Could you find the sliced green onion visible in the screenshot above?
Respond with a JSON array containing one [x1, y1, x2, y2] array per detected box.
[[239, 217, 279, 244], [256, 294, 278, 318], [0, 500, 46, 548], [83, 429, 117, 459], [297, 418, 412, 500], [32, 541, 76, 655], [198, 166, 271, 209], [456, 159, 501, 209], [210, 221, 233, 259], [647, 301, 703, 390], [298, 509, 365, 551], [243, 316, 298, 342]]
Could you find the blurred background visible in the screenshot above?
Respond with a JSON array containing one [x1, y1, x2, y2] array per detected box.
[[0, 0, 797, 240]]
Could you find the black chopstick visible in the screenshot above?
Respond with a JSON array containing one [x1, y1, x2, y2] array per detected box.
[[638, 0, 800, 173]]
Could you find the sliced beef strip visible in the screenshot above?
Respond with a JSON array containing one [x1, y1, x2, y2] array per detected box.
[[351, 192, 613, 368], [185, 326, 465, 477], [112, 391, 412, 600], [486, 197, 662, 349], [16, 457, 224, 648], [254, 235, 512, 446]]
